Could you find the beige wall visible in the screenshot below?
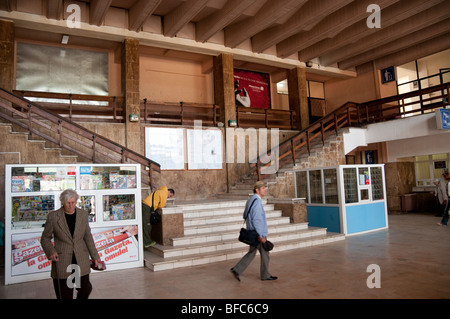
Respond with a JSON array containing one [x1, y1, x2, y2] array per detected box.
[[139, 54, 214, 104], [324, 63, 380, 112]]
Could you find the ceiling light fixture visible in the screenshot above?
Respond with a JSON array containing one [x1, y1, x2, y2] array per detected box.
[[61, 35, 69, 44]]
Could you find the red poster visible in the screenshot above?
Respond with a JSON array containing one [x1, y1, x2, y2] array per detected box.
[[234, 69, 271, 109]]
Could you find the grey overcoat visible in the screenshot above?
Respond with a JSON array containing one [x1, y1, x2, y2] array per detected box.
[[41, 207, 100, 279]]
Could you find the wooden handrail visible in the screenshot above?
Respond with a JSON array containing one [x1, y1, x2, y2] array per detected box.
[[0, 87, 160, 189], [253, 82, 450, 177], [141, 99, 218, 126], [236, 106, 295, 129], [13, 90, 125, 123]]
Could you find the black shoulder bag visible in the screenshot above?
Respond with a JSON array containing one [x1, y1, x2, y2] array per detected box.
[[238, 198, 259, 247], [149, 192, 160, 225]]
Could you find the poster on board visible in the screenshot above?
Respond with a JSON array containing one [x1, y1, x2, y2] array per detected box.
[[9, 225, 139, 277], [234, 69, 271, 109]]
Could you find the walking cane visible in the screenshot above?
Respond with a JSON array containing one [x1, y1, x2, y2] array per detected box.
[[53, 260, 62, 299]]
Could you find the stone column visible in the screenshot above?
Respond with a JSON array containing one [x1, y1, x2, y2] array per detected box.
[[213, 53, 237, 192], [287, 67, 309, 130], [213, 53, 235, 127], [0, 19, 15, 92], [121, 38, 141, 153]]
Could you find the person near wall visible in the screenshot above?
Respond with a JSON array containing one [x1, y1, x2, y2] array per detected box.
[[433, 178, 447, 217], [438, 171, 450, 226], [230, 181, 277, 281], [142, 186, 175, 247], [40, 189, 102, 299]]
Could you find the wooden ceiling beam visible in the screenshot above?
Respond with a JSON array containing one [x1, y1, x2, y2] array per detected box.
[[46, 0, 62, 20], [90, 0, 112, 26], [276, 0, 399, 58], [224, 0, 307, 48], [299, 0, 445, 62], [374, 33, 450, 70], [251, 0, 352, 53], [196, 0, 258, 43], [321, 4, 450, 66], [339, 19, 450, 69], [129, 0, 162, 32], [163, 0, 209, 38]]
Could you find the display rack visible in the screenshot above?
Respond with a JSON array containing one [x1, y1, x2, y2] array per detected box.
[[294, 164, 388, 235], [4, 164, 143, 285]]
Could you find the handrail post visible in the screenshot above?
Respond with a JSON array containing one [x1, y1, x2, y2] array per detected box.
[[180, 101, 184, 125], [92, 134, 96, 163], [236, 106, 239, 127], [256, 162, 261, 181], [447, 84, 450, 106], [58, 120, 63, 147], [356, 105, 361, 126], [144, 98, 148, 123], [365, 104, 369, 122], [148, 162, 154, 191], [291, 139, 296, 164], [213, 104, 217, 126], [112, 96, 117, 121], [306, 130, 310, 155], [334, 113, 338, 135], [320, 121, 325, 145], [27, 104, 32, 136], [265, 109, 269, 128], [69, 93, 73, 121], [346, 107, 351, 127]]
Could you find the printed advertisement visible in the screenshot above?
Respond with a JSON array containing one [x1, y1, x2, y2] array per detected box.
[[10, 225, 139, 277], [234, 69, 271, 109]]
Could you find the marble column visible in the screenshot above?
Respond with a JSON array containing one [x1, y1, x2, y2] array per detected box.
[[213, 53, 235, 127], [287, 67, 309, 130], [0, 19, 15, 92], [121, 38, 141, 153]]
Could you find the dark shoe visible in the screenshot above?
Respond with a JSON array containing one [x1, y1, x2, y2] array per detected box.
[[230, 268, 240, 282], [262, 276, 278, 281]]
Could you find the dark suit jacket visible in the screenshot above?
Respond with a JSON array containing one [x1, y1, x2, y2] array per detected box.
[[41, 207, 100, 279]]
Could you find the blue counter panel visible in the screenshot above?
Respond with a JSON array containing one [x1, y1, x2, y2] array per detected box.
[[346, 202, 386, 234], [307, 206, 341, 233]]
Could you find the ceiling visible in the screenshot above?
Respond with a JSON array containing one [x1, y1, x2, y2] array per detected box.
[[1, 0, 450, 81]]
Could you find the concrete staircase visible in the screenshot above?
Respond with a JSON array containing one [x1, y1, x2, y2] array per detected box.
[[0, 122, 78, 164], [144, 199, 345, 271]]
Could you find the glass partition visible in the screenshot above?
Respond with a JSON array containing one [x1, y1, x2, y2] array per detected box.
[[80, 166, 137, 190], [295, 171, 308, 202], [343, 168, 358, 203], [103, 194, 136, 221], [324, 169, 338, 204], [371, 167, 384, 200], [309, 170, 323, 204], [11, 166, 76, 192], [11, 195, 55, 229]]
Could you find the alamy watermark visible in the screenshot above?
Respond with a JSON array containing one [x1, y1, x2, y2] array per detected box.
[[66, 264, 81, 288], [66, 4, 81, 29], [190, 120, 279, 175], [367, 4, 381, 29], [366, 264, 381, 288]]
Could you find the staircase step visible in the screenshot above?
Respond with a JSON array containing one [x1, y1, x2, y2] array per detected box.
[[152, 227, 327, 260], [142, 196, 347, 272], [172, 222, 309, 246], [183, 216, 291, 236], [144, 232, 345, 272]]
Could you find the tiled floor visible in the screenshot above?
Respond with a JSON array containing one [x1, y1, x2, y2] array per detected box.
[[1, 212, 449, 299]]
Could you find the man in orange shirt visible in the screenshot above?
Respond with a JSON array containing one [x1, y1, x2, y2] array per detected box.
[[142, 186, 175, 247]]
